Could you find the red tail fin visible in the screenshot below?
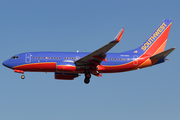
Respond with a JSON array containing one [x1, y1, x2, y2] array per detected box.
[[140, 19, 172, 56]]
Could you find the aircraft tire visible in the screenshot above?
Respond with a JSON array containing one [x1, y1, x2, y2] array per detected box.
[[21, 75, 25, 79], [84, 78, 90, 84], [84, 70, 91, 84]]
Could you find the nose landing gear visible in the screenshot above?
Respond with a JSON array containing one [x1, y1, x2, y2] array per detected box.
[[21, 74, 25, 79], [14, 69, 25, 79], [84, 70, 91, 84]]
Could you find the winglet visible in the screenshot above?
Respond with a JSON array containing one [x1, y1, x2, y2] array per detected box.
[[111, 28, 124, 43]]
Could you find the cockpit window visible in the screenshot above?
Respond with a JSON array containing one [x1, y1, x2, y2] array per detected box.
[[11, 56, 19, 59]]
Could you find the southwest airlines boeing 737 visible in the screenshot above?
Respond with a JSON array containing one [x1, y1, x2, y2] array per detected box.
[[2, 19, 175, 84]]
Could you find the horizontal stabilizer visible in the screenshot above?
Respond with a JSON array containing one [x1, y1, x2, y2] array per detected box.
[[150, 47, 176, 60]]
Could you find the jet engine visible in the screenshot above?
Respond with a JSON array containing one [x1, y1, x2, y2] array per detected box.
[[55, 72, 79, 80]]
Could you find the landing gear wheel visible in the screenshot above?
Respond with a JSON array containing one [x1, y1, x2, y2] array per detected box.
[[84, 78, 90, 84], [21, 75, 25, 79], [84, 70, 91, 84]]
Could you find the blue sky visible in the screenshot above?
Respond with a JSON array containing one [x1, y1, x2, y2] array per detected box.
[[0, 0, 179, 120]]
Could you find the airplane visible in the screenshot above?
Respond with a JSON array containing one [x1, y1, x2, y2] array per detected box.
[[2, 19, 175, 84]]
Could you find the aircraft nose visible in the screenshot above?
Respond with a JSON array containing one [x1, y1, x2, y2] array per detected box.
[[2, 60, 11, 68]]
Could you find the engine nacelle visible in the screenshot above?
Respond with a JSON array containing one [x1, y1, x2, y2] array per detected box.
[[55, 72, 78, 80], [56, 62, 76, 72]]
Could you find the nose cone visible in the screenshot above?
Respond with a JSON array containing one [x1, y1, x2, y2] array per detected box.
[[2, 60, 11, 68]]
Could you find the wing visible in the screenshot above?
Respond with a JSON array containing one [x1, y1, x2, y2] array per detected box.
[[75, 28, 124, 72]]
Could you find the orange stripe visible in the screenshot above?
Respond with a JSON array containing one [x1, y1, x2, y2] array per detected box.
[[145, 23, 171, 55], [152, 39, 167, 56], [13, 62, 56, 72]]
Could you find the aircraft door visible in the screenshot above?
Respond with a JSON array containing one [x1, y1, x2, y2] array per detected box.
[[25, 53, 31, 63], [133, 55, 138, 65]]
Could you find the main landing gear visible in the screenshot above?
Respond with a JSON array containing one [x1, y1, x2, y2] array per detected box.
[[84, 70, 91, 84]]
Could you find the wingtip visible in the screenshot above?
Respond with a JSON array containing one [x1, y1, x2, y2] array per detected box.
[[111, 28, 125, 43]]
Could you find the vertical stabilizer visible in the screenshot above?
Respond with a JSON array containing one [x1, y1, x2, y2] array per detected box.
[[137, 19, 172, 56]]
